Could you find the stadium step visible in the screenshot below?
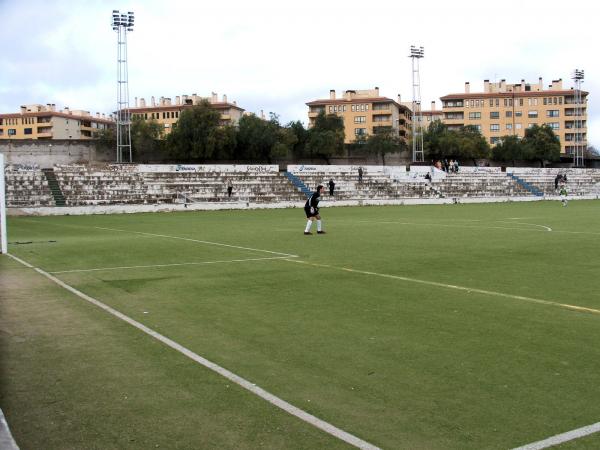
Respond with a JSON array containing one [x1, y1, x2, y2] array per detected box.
[[283, 172, 312, 198], [507, 173, 544, 197], [42, 168, 67, 206]]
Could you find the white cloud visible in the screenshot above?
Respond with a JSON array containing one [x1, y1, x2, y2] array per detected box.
[[0, 0, 598, 147]]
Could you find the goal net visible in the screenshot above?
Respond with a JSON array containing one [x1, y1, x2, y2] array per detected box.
[[0, 153, 7, 254]]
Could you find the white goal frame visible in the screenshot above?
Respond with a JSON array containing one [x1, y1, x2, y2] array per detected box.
[[0, 153, 7, 254]]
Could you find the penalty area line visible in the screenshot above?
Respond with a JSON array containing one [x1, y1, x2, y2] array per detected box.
[[48, 255, 296, 274], [94, 226, 298, 258], [286, 260, 600, 316], [5, 252, 379, 450], [512, 421, 600, 450]]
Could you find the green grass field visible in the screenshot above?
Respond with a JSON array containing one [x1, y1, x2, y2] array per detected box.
[[2, 200, 600, 449]]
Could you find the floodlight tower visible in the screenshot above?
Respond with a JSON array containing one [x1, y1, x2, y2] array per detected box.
[[572, 69, 585, 167], [409, 45, 424, 163], [112, 10, 135, 163]]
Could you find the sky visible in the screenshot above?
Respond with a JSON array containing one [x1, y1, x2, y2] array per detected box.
[[1, 0, 598, 148]]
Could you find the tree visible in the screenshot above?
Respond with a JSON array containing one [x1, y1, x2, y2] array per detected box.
[[95, 127, 116, 152], [306, 112, 345, 164], [456, 125, 491, 165], [423, 120, 449, 161], [521, 124, 561, 167], [364, 128, 407, 165], [423, 122, 490, 164], [491, 135, 525, 166], [235, 113, 295, 163], [166, 101, 224, 161], [287, 120, 309, 158], [584, 145, 599, 159], [131, 116, 163, 161]]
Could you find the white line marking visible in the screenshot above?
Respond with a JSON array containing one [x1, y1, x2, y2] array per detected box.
[[496, 221, 552, 232], [49, 256, 296, 274], [357, 220, 600, 236], [5, 252, 379, 450], [512, 421, 600, 449], [286, 260, 600, 315], [357, 220, 551, 233], [95, 226, 298, 258]]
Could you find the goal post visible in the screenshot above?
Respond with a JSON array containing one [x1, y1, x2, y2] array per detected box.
[[0, 153, 7, 254]]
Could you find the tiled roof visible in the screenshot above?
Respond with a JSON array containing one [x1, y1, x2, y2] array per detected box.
[[306, 97, 410, 112], [440, 90, 588, 101], [129, 102, 244, 113], [0, 111, 113, 124]]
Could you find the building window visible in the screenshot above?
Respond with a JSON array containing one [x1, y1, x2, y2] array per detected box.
[[506, 123, 513, 130], [470, 100, 474, 107], [528, 123, 536, 128], [474, 124, 482, 132], [490, 137, 501, 145], [515, 111, 522, 117], [468, 112, 481, 119], [546, 110, 559, 117], [548, 122, 560, 130], [354, 116, 366, 123], [519, 99, 524, 106], [354, 128, 367, 135], [490, 111, 500, 119], [24, 128, 32, 135], [489, 99, 494, 107], [506, 111, 512, 118], [8, 129, 16, 135], [528, 111, 538, 118], [516, 123, 522, 130], [495, 99, 499, 107], [329, 106, 333, 113], [490, 124, 500, 132]]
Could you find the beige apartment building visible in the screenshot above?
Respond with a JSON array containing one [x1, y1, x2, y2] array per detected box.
[[130, 92, 245, 134], [0, 104, 114, 140], [440, 78, 588, 155], [306, 88, 412, 144]]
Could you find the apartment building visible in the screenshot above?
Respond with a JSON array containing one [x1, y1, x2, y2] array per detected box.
[[306, 88, 412, 144], [0, 104, 114, 140], [129, 92, 245, 134], [440, 78, 588, 155]]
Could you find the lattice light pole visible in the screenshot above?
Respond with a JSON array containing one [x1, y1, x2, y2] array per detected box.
[[112, 10, 134, 163], [572, 69, 585, 167], [409, 45, 424, 163]]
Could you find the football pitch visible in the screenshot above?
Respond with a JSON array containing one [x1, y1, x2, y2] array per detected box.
[[2, 200, 600, 449]]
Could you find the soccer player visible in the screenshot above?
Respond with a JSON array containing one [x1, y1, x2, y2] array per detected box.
[[560, 186, 568, 207], [304, 185, 326, 235]]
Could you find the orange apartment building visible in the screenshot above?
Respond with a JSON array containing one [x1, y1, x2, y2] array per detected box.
[[306, 88, 412, 144], [129, 92, 245, 134], [0, 104, 114, 140], [440, 78, 588, 155]]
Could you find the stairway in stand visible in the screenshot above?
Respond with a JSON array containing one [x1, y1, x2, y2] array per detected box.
[[42, 168, 66, 206]]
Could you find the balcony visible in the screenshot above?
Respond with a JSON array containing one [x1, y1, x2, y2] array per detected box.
[[37, 132, 53, 138]]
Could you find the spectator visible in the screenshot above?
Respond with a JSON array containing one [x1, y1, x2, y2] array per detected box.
[[554, 174, 561, 190], [454, 160, 459, 173], [358, 167, 363, 183], [328, 178, 335, 196], [226, 178, 233, 198]]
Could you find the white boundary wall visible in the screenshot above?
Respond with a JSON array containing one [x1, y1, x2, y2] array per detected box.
[[0, 154, 7, 253], [127, 164, 278, 174]]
